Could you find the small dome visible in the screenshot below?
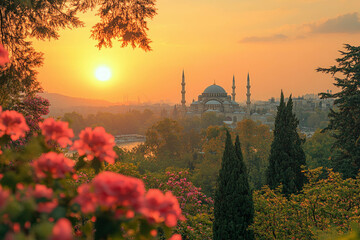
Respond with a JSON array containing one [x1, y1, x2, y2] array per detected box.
[[191, 101, 200, 105], [205, 100, 221, 105], [223, 101, 230, 104], [230, 101, 239, 105], [203, 84, 227, 94]]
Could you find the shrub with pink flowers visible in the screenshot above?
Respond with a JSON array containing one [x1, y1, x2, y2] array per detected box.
[[0, 44, 9, 66], [7, 95, 50, 148], [142, 170, 214, 239], [0, 108, 184, 239]]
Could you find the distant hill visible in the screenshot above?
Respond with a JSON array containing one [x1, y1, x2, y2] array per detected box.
[[39, 93, 116, 108], [38, 92, 172, 117]]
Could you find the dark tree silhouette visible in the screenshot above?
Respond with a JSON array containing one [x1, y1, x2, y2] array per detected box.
[[317, 44, 360, 178], [266, 91, 306, 196], [213, 131, 254, 240]]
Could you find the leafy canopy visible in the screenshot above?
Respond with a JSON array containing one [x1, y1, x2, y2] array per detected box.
[[317, 44, 360, 178], [0, 0, 157, 106]]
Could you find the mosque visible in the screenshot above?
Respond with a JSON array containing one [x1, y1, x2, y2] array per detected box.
[[180, 71, 252, 122]]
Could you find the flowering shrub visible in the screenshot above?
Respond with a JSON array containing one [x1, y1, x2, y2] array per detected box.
[[143, 170, 214, 239], [0, 44, 9, 66], [0, 108, 184, 239], [72, 127, 117, 169], [9, 95, 50, 148], [39, 118, 74, 148], [0, 108, 29, 141]]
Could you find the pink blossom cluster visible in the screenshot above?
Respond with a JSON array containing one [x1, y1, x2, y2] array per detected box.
[[0, 107, 184, 239], [33, 184, 58, 213], [51, 218, 73, 240], [0, 44, 9, 66], [39, 118, 74, 147], [9, 95, 50, 149], [32, 152, 75, 179], [143, 189, 185, 227], [0, 185, 10, 209], [75, 171, 184, 228], [72, 127, 116, 164], [0, 107, 29, 141], [161, 171, 214, 214]]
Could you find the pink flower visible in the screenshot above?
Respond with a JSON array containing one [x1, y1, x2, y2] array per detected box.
[[0, 44, 9, 66], [142, 189, 184, 227], [33, 152, 75, 179], [92, 171, 145, 210], [33, 184, 57, 213], [75, 172, 146, 214], [33, 184, 53, 199], [37, 199, 58, 213], [169, 234, 182, 240], [0, 110, 29, 140], [74, 184, 97, 214], [51, 218, 73, 240], [72, 127, 116, 164], [0, 185, 10, 209], [39, 118, 74, 147]]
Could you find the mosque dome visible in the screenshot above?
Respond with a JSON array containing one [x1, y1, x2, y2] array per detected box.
[[203, 84, 227, 94], [205, 100, 221, 105]]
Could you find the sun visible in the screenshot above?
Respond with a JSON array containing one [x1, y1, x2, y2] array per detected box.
[[95, 66, 112, 81]]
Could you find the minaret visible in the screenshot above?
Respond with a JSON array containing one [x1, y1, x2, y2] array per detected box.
[[232, 75, 236, 101], [246, 73, 251, 117], [181, 70, 186, 109]]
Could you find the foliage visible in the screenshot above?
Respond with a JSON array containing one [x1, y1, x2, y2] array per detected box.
[[252, 168, 360, 239], [0, 107, 183, 240], [191, 125, 227, 196], [235, 119, 272, 190], [8, 95, 50, 148], [304, 129, 335, 169], [317, 44, 360, 178], [62, 110, 160, 136], [266, 92, 306, 196], [145, 118, 183, 158], [0, 0, 156, 109], [213, 131, 254, 240]]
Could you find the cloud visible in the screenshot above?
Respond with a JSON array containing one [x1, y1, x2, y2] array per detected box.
[[239, 34, 288, 43], [310, 12, 360, 33]]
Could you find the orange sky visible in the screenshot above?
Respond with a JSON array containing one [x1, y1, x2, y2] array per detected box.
[[33, 0, 360, 104]]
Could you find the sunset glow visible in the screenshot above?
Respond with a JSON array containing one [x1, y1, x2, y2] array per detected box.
[[95, 66, 112, 82], [32, 0, 360, 103]]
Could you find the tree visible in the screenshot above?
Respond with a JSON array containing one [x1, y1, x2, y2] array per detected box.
[[235, 119, 272, 189], [303, 130, 335, 169], [0, 0, 156, 107], [144, 118, 183, 158], [317, 44, 360, 178], [213, 131, 254, 240], [266, 91, 306, 196]]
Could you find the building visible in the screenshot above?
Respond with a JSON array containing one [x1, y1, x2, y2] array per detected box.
[[180, 71, 253, 122]]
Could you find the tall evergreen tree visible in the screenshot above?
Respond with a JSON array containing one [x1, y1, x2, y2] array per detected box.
[[266, 91, 306, 196], [317, 44, 360, 178], [213, 131, 254, 240]]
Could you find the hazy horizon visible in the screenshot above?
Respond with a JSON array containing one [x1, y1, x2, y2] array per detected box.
[[33, 0, 360, 103]]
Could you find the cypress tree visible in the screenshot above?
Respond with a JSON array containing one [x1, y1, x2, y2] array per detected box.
[[266, 91, 306, 196], [317, 44, 360, 178], [213, 131, 254, 240]]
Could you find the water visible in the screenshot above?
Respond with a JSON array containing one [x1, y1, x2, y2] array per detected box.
[[117, 141, 144, 151]]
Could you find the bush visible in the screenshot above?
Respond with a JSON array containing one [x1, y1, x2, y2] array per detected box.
[[0, 107, 184, 240]]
